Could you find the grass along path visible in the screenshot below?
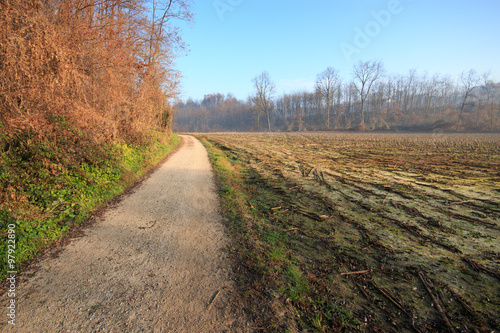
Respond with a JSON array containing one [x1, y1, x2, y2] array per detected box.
[[1, 135, 249, 332], [1, 133, 181, 280]]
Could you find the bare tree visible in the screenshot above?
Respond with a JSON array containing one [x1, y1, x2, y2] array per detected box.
[[315, 67, 341, 129], [402, 69, 417, 114], [147, 0, 192, 66], [352, 60, 384, 129], [174, 67, 500, 133], [479, 71, 498, 130], [457, 69, 480, 130], [251, 71, 276, 131]]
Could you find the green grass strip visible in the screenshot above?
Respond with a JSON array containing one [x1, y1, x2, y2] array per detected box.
[[1, 133, 180, 280]]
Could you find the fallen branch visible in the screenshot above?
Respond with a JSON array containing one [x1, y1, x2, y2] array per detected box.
[[340, 270, 369, 276], [207, 290, 221, 311], [371, 282, 407, 313], [441, 284, 478, 319], [286, 227, 299, 232], [463, 256, 500, 280], [418, 271, 456, 333], [360, 280, 422, 333], [354, 281, 371, 301], [452, 200, 475, 205], [298, 208, 323, 221]]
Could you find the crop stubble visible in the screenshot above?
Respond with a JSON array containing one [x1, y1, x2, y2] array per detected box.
[[202, 132, 499, 332]]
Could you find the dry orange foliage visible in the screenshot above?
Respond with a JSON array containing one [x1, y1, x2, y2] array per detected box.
[[0, 0, 191, 145]]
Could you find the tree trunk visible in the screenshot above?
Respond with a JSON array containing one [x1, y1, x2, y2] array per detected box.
[[267, 110, 271, 132]]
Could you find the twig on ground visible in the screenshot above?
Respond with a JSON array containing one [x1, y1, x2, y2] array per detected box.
[[371, 282, 407, 313], [354, 281, 371, 301], [418, 271, 456, 333], [207, 290, 221, 311], [340, 270, 369, 276], [452, 200, 475, 205]]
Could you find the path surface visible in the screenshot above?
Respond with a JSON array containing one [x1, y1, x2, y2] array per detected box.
[[2, 135, 250, 332]]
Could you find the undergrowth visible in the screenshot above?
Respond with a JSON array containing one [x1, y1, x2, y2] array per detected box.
[[0, 122, 180, 280]]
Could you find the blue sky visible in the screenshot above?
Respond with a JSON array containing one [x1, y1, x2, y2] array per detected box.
[[174, 0, 500, 101]]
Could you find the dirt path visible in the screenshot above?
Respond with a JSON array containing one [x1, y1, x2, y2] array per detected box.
[[1, 135, 250, 332]]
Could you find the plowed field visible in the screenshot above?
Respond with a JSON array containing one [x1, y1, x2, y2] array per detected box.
[[200, 132, 500, 332]]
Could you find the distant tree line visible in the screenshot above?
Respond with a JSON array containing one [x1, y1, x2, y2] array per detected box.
[[174, 61, 500, 132]]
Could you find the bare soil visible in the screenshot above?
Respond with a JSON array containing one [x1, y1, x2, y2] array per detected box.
[[1, 135, 250, 332]]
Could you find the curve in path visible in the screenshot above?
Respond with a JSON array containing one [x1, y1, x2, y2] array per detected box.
[[2, 135, 249, 332]]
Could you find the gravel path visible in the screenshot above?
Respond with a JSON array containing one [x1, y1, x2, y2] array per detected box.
[[1, 135, 250, 332]]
